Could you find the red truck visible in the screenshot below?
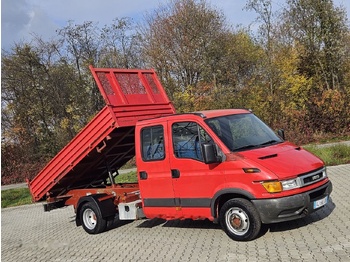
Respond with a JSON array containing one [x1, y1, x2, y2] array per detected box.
[[28, 66, 332, 241]]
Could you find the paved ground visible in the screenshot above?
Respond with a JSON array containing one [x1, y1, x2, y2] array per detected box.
[[2, 164, 350, 262], [309, 140, 350, 148]]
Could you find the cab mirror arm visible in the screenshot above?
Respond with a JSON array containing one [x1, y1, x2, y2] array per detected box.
[[278, 129, 285, 140]]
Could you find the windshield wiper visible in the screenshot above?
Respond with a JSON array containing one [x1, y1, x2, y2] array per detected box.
[[259, 140, 280, 146], [234, 140, 281, 151]]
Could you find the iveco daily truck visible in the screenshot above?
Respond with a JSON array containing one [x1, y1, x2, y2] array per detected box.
[[28, 66, 332, 241]]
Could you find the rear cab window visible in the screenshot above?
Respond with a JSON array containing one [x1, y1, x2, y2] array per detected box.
[[141, 125, 165, 161]]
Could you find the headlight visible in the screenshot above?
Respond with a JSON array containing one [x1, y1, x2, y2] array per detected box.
[[281, 178, 301, 190], [262, 178, 301, 193]]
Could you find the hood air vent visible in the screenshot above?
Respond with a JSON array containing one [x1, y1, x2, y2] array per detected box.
[[258, 153, 278, 160]]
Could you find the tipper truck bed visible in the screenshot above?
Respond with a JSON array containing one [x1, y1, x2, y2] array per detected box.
[[28, 65, 175, 204]]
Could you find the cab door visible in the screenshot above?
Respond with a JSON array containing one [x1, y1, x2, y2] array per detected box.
[[168, 120, 225, 219], [136, 122, 178, 219]]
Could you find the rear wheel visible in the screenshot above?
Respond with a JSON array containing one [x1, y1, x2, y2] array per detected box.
[[80, 202, 107, 234], [219, 198, 261, 241]]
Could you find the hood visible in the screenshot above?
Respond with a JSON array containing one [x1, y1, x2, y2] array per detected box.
[[239, 142, 324, 179]]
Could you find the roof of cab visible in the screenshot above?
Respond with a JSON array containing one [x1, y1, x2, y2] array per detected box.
[[194, 109, 251, 118], [137, 108, 251, 125]]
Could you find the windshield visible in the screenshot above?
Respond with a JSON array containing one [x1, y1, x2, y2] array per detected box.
[[205, 113, 282, 152]]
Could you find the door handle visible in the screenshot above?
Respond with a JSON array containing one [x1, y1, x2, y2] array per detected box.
[[139, 171, 148, 180], [171, 169, 180, 178]]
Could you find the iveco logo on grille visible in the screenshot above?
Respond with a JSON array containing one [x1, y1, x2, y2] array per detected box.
[[312, 174, 320, 181]]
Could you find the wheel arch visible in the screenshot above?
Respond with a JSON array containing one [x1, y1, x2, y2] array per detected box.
[[211, 188, 255, 222], [75, 194, 116, 227]]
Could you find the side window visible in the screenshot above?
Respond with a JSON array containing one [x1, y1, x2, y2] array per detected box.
[[141, 125, 164, 161], [172, 122, 212, 161]]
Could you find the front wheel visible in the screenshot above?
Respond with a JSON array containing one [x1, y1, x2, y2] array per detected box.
[[219, 198, 261, 241], [80, 202, 107, 234]]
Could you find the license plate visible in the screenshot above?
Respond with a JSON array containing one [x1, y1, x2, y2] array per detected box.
[[313, 196, 328, 209]]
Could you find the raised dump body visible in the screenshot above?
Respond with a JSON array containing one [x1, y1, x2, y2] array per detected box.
[[28, 66, 175, 202]]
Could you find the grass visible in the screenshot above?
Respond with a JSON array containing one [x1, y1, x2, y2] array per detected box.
[[115, 171, 137, 183], [1, 188, 33, 208], [2, 143, 350, 208], [303, 144, 350, 166]]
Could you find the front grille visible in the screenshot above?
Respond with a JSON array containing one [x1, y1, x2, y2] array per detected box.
[[298, 168, 326, 187]]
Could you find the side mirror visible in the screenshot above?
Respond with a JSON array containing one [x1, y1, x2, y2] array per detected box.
[[277, 129, 285, 140], [202, 143, 222, 164]]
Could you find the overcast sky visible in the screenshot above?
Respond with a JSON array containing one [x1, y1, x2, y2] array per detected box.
[[1, 0, 349, 52]]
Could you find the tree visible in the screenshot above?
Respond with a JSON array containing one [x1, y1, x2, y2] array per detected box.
[[57, 21, 104, 111], [246, 0, 276, 94], [1, 41, 97, 179], [139, 0, 229, 104], [284, 0, 349, 90], [2, 44, 54, 156], [100, 17, 144, 68]]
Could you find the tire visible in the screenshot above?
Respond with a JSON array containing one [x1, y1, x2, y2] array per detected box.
[[219, 198, 261, 241], [80, 202, 107, 234]]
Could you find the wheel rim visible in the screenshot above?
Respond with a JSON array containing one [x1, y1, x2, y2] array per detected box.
[[83, 208, 97, 230], [225, 207, 250, 236]]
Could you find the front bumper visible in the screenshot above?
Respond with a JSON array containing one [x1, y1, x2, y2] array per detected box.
[[252, 181, 332, 224]]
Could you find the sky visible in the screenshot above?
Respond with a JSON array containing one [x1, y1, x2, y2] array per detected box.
[[1, 0, 350, 52]]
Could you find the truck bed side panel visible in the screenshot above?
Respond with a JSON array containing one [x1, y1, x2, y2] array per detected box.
[[28, 106, 115, 201]]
